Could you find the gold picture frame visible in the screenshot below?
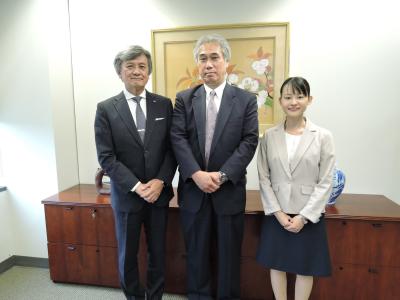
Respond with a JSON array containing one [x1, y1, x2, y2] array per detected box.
[[151, 23, 289, 134]]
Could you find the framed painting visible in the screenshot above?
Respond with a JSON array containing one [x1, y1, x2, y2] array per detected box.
[[151, 23, 289, 134]]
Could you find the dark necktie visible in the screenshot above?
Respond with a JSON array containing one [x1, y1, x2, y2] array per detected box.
[[205, 90, 217, 164], [133, 96, 146, 142]]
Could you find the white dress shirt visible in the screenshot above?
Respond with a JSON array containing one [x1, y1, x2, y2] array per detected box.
[[204, 81, 226, 112], [124, 88, 147, 125], [285, 132, 302, 163], [123, 89, 147, 192]]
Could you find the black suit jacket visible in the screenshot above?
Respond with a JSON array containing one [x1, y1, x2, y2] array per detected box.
[[95, 91, 176, 212], [170, 84, 259, 215]]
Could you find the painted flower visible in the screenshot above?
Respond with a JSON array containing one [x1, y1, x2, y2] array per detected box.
[[238, 77, 260, 93], [238, 77, 252, 90], [227, 73, 239, 84], [249, 79, 260, 92], [251, 59, 269, 75], [175, 67, 203, 89], [257, 90, 268, 108]]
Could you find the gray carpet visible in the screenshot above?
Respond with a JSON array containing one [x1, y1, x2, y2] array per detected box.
[[0, 266, 187, 300]]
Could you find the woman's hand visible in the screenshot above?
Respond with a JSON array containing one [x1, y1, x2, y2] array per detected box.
[[274, 211, 292, 228], [285, 215, 305, 233]]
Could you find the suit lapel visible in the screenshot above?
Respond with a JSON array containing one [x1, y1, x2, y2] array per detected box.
[[193, 86, 207, 163], [272, 123, 292, 178], [143, 91, 157, 146], [113, 92, 143, 146], [289, 121, 316, 173], [209, 84, 235, 155]]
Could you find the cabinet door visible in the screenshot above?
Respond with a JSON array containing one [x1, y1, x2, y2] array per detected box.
[[240, 257, 274, 300], [164, 251, 187, 294], [45, 205, 80, 243], [312, 264, 376, 300], [45, 205, 117, 246], [98, 245, 120, 287], [80, 206, 117, 247], [164, 209, 187, 294], [48, 242, 119, 287], [165, 209, 185, 253], [371, 265, 400, 299], [312, 264, 400, 300], [241, 214, 263, 258], [48, 243, 99, 284], [326, 219, 400, 267]]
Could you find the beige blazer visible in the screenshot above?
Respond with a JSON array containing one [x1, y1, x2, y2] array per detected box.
[[257, 119, 335, 223]]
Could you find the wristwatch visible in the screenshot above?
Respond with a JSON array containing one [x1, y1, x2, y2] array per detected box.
[[219, 171, 229, 184]]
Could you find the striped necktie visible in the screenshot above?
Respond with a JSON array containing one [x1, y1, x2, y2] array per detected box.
[[133, 96, 146, 142], [205, 90, 217, 165]]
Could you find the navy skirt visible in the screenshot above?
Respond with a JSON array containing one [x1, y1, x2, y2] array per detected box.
[[256, 215, 331, 277]]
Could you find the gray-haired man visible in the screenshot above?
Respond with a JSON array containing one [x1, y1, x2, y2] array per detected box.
[[171, 34, 259, 299], [95, 45, 176, 300]]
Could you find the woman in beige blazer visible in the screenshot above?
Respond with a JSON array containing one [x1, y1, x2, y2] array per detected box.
[[257, 77, 335, 300]]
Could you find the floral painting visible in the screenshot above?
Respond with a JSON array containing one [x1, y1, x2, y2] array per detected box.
[[152, 23, 289, 134]]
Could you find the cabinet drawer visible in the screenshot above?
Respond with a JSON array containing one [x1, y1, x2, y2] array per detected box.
[[311, 263, 400, 300], [326, 219, 400, 267], [44, 205, 116, 246], [48, 242, 119, 287]]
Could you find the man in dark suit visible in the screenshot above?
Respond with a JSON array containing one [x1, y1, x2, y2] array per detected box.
[[170, 34, 259, 299], [94, 45, 176, 300]]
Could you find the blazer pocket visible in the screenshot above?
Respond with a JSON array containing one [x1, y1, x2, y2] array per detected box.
[[301, 185, 314, 195]]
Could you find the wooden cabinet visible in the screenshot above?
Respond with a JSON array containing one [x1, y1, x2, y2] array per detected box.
[[310, 195, 400, 300], [311, 218, 400, 300], [42, 186, 119, 287], [42, 185, 400, 299]]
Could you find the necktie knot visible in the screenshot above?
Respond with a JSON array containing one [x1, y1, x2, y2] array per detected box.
[[132, 96, 141, 104], [210, 90, 216, 98]]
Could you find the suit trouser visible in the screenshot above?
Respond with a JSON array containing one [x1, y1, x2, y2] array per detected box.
[[180, 196, 244, 300], [114, 203, 168, 300]]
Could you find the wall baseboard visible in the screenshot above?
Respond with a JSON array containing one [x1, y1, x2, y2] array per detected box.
[[0, 255, 48, 273]]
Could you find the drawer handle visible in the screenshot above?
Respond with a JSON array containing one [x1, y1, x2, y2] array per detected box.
[[341, 221, 347, 225], [372, 223, 382, 228], [91, 209, 97, 219], [368, 268, 378, 274], [67, 246, 76, 251], [65, 207, 73, 210]]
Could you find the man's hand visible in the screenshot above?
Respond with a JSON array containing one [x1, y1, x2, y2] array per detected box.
[[135, 183, 147, 199], [209, 172, 222, 186], [192, 170, 220, 193], [136, 179, 164, 203]]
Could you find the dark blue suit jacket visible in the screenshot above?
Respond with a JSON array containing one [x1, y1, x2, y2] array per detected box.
[[95, 91, 176, 212], [170, 83, 259, 215]]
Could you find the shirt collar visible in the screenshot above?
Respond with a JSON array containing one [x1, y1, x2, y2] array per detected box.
[[204, 80, 226, 99], [123, 88, 146, 101]]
